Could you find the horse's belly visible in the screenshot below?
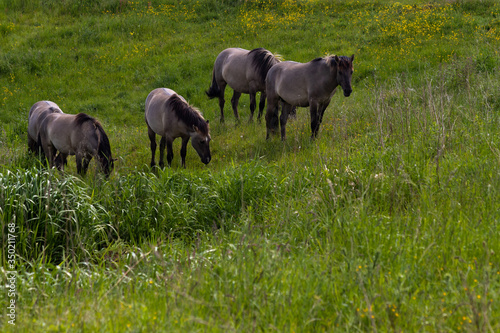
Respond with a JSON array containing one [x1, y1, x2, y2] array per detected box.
[[51, 136, 75, 155], [279, 88, 309, 106], [224, 76, 250, 93]]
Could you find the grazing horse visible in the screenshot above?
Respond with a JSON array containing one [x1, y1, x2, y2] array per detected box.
[[145, 88, 211, 168], [265, 54, 354, 140], [206, 47, 281, 122], [38, 113, 114, 177], [27, 101, 63, 156]]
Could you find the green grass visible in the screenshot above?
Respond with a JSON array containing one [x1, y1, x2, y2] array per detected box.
[[1, 0, 500, 331]]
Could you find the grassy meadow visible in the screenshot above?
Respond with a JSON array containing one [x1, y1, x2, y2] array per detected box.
[[1, 0, 500, 331]]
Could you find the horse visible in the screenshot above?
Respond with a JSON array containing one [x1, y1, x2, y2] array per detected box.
[[27, 101, 63, 156], [206, 47, 281, 122], [145, 88, 211, 168], [38, 112, 114, 177], [265, 54, 355, 140]]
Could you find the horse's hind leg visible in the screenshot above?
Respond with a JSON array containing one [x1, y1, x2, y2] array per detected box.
[[45, 144, 58, 169], [159, 137, 175, 168], [231, 90, 241, 122], [147, 125, 157, 168], [257, 93, 266, 122], [28, 135, 39, 155], [218, 83, 227, 123], [248, 91, 257, 122]]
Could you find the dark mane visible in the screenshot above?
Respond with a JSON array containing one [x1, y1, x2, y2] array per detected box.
[[167, 95, 209, 135], [249, 48, 280, 83], [326, 55, 352, 68]]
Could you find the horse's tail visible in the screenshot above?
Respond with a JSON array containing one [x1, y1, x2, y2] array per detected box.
[[205, 69, 221, 99]]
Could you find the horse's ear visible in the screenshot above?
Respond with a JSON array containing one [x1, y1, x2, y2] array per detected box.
[[206, 120, 209, 124], [334, 55, 340, 64], [350, 54, 355, 62]]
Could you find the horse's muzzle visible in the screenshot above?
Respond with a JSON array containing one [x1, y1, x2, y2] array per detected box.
[[202, 156, 211, 165], [343, 89, 352, 97]]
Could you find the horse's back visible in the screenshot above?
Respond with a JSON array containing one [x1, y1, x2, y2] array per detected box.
[[267, 61, 312, 106], [145, 88, 180, 137], [28, 101, 63, 140]]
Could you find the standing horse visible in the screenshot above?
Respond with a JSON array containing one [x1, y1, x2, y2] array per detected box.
[[38, 113, 114, 177], [206, 47, 281, 122], [265, 54, 354, 140], [145, 88, 211, 168], [28, 101, 63, 156]]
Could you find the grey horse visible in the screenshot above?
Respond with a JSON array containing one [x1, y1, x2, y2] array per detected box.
[[206, 47, 281, 122], [265, 54, 354, 140], [38, 112, 114, 177], [145, 88, 211, 168]]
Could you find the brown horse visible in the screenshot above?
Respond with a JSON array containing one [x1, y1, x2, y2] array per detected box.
[[145, 88, 211, 168], [38, 113, 114, 177], [28, 101, 63, 156], [265, 54, 354, 140], [206, 47, 281, 122]]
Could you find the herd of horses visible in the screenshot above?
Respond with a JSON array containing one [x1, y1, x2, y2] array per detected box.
[[27, 47, 354, 176]]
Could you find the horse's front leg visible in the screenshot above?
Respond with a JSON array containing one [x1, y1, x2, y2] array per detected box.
[[280, 102, 293, 141], [217, 82, 227, 123], [265, 96, 279, 139], [147, 125, 157, 168], [309, 102, 321, 138], [76, 154, 84, 175], [318, 102, 330, 125], [55, 153, 68, 171], [180, 137, 190, 168], [159, 136, 169, 168], [231, 90, 241, 122], [81, 156, 91, 175]]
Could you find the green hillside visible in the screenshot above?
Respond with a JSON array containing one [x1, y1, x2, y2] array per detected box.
[[1, 0, 499, 331]]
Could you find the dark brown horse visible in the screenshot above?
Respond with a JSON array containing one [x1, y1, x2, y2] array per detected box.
[[265, 54, 354, 140], [38, 113, 114, 177], [145, 88, 211, 168], [206, 47, 281, 122]]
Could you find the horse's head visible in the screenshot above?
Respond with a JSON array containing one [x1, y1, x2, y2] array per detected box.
[[335, 55, 354, 97], [191, 121, 211, 165]]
